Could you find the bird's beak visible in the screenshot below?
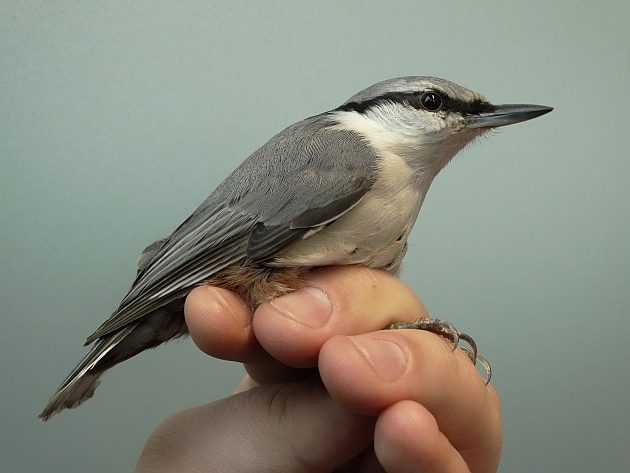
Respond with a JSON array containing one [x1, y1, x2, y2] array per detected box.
[[466, 104, 553, 129]]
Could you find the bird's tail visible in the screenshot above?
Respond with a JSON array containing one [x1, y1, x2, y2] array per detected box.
[[39, 324, 136, 421], [39, 305, 188, 421]]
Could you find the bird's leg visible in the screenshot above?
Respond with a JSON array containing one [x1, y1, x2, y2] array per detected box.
[[387, 317, 492, 384]]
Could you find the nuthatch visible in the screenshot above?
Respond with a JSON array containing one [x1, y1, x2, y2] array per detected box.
[[40, 76, 552, 420]]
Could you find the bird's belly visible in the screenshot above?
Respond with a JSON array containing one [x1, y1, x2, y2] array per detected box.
[[272, 184, 422, 270]]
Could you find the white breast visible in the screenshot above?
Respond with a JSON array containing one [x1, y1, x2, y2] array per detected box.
[[273, 111, 435, 269]]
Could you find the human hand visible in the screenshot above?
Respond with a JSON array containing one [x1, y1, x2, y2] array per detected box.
[[135, 266, 502, 472]]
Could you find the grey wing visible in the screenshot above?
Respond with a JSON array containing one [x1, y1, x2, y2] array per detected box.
[[224, 114, 378, 260], [85, 114, 377, 343]]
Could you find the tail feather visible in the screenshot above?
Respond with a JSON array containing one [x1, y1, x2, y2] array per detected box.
[[39, 372, 103, 421], [39, 324, 136, 421], [40, 305, 188, 421]]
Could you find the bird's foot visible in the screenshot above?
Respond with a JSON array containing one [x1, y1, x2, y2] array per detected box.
[[387, 317, 492, 384]]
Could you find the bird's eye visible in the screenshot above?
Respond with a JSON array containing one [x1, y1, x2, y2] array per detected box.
[[420, 92, 443, 112]]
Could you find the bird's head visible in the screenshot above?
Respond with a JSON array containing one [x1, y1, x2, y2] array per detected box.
[[330, 76, 552, 176]]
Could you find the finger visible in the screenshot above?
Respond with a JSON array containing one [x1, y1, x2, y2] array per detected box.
[[136, 377, 374, 473], [184, 285, 258, 362], [254, 266, 427, 369], [319, 330, 502, 472], [184, 285, 332, 385], [375, 400, 470, 473]]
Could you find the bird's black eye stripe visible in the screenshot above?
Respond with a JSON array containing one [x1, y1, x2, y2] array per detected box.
[[441, 95, 495, 115], [336, 91, 495, 115]]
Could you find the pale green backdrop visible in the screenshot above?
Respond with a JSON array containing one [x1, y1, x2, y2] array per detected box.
[[2, 1, 629, 471]]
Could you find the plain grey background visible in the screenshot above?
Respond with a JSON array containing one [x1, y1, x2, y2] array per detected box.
[[2, 1, 629, 471]]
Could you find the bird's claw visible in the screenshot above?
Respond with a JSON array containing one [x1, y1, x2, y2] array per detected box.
[[387, 317, 492, 384], [459, 347, 492, 384]]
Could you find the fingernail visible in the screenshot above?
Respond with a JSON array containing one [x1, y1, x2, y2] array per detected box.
[[270, 287, 332, 328], [205, 286, 251, 328], [351, 335, 408, 382]]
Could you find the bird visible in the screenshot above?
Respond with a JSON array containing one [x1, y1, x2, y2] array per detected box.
[[39, 76, 552, 420]]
